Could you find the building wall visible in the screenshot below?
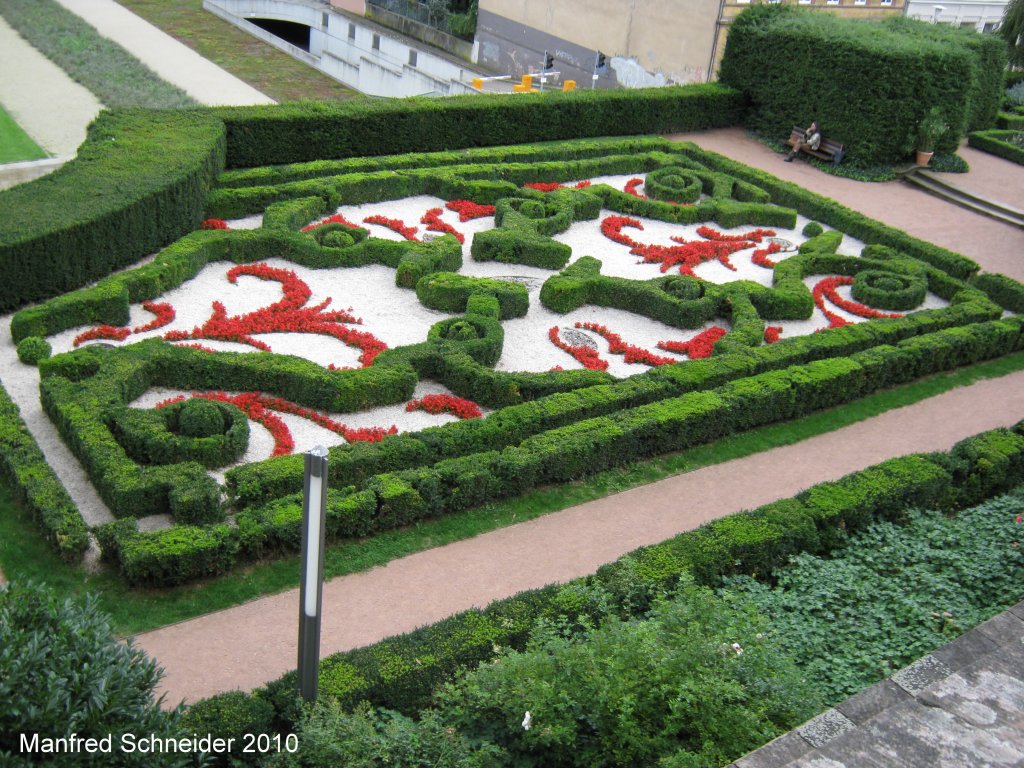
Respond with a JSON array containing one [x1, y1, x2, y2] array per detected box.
[[904, 0, 1008, 31], [476, 0, 722, 87]]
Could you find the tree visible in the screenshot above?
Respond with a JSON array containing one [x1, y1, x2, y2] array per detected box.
[[0, 582, 194, 767], [1001, 0, 1024, 68]]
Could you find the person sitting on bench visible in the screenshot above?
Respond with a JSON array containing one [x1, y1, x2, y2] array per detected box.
[[786, 121, 821, 161]]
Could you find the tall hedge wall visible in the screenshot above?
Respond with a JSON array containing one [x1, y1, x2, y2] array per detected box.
[[0, 110, 226, 312], [212, 84, 746, 168], [718, 6, 1006, 165]]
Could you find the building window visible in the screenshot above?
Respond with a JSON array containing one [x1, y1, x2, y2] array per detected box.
[[322, 12, 329, 28], [736, 0, 751, 4], [372, 33, 380, 50], [799, 0, 812, 5], [826, 0, 839, 5], [408, 49, 417, 67], [983, 21, 996, 32], [348, 23, 356, 40], [880, 0, 892, 5], [854, 0, 866, 5]]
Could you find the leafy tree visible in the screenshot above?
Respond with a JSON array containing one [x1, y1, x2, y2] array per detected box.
[[1002, 0, 1024, 68], [0, 582, 194, 767]]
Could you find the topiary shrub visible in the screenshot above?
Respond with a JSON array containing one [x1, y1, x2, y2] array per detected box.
[[181, 690, 275, 764], [177, 397, 226, 438], [852, 269, 928, 311], [801, 221, 824, 238], [16, 336, 52, 365]]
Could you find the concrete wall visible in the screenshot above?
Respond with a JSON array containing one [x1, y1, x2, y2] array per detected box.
[[476, 0, 721, 87], [905, 0, 1008, 31], [206, 0, 486, 96]]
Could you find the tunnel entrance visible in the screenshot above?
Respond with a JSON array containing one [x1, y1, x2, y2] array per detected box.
[[248, 18, 311, 51]]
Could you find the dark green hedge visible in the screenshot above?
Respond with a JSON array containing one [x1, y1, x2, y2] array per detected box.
[[972, 272, 1024, 313], [0, 382, 89, 562], [0, 109, 226, 312], [245, 421, 1024, 723], [212, 84, 745, 168], [966, 130, 1024, 165], [719, 6, 1005, 165]]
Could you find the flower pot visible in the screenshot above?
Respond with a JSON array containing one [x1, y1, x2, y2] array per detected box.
[[915, 150, 934, 167]]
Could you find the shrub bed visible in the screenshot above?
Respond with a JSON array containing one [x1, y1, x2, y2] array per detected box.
[[966, 129, 1024, 165]]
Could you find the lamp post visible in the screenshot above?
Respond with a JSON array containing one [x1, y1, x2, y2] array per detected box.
[[298, 445, 328, 702]]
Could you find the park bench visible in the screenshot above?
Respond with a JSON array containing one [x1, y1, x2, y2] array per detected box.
[[788, 125, 845, 165]]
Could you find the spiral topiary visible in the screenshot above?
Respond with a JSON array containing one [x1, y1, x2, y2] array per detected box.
[[851, 269, 927, 311], [644, 166, 702, 203]]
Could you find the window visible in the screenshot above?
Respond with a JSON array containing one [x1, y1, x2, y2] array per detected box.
[[982, 21, 997, 32], [826, 0, 839, 5], [372, 33, 380, 50], [322, 12, 329, 28], [799, 0, 812, 5], [348, 23, 356, 40], [408, 49, 418, 67], [854, 0, 866, 5], [880, 0, 892, 5]]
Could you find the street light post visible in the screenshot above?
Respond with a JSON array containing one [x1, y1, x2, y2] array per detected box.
[[298, 445, 328, 702]]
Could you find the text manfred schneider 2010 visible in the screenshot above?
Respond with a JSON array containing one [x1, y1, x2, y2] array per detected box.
[[18, 732, 299, 757]]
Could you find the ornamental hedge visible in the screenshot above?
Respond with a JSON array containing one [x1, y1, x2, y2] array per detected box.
[[239, 422, 1024, 725], [967, 129, 1024, 166], [19, 137, 1021, 587], [719, 5, 1006, 165]]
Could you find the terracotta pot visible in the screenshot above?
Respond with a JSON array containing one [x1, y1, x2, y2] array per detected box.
[[915, 150, 934, 167]]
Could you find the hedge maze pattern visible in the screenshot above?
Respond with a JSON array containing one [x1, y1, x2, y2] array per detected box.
[[13, 137, 1024, 586]]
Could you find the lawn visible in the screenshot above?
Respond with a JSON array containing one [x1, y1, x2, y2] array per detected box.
[[115, 0, 360, 102], [0, 105, 47, 164]]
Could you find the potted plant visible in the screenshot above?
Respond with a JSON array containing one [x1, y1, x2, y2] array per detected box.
[[916, 107, 948, 167]]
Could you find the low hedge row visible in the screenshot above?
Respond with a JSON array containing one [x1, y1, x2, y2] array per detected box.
[[966, 129, 1024, 166], [0, 382, 89, 561], [972, 272, 1024, 313], [236, 421, 1024, 725], [97, 315, 1024, 585], [212, 84, 745, 168], [0, 109, 226, 312], [996, 111, 1024, 129]]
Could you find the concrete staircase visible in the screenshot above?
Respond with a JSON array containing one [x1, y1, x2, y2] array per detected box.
[[901, 168, 1024, 229]]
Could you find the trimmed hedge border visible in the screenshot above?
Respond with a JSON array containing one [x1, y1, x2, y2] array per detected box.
[[967, 129, 1024, 166], [229, 421, 1024, 726], [0, 381, 89, 562]]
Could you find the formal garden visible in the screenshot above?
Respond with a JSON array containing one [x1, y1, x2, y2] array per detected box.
[[2, 4, 1024, 766]]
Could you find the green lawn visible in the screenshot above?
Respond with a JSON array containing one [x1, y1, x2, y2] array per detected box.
[[2, 352, 1022, 637], [0, 105, 47, 163], [115, 0, 359, 103]]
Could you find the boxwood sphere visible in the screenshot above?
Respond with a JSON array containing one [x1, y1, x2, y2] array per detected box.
[[16, 336, 52, 365], [802, 221, 824, 237], [644, 166, 702, 203], [178, 397, 227, 438]]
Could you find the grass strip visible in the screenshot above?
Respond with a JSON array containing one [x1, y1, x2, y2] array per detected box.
[[0, 0, 196, 109], [0, 106, 47, 163], [115, 0, 358, 103], [1, 351, 1022, 636]]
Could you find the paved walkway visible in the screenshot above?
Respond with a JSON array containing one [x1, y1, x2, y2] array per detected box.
[[732, 601, 1024, 767], [0, 15, 101, 157], [137, 372, 1024, 704]]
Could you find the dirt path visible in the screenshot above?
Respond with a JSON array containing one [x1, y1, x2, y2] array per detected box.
[[137, 371, 1024, 705]]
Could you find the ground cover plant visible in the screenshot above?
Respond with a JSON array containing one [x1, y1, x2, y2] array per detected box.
[[5, 134, 1024, 591], [0, 106, 47, 164], [0, 0, 196, 109]]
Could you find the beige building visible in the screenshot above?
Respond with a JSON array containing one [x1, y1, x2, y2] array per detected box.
[[477, 0, 907, 86]]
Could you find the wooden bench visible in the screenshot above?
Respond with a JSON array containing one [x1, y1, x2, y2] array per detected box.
[[788, 125, 844, 165]]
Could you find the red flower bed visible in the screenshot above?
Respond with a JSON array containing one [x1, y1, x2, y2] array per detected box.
[[363, 215, 419, 241], [421, 208, 465, 244], [751, 242, 784, 269], [133, 302, 175, 333], [600, 218, 779, 276], [73, 325, 132, 347], [163, 263, 387, 366], [576, 322, 677, 366], [764, 326, 783, 344], [656, 326, 727, 359], [624, 178, 646, 198], [406, 393, 482, 420], [200, 219, 230, 230], [549, 326, 608, 371], [524, 182, 563, 192], [812, 276, 903, 329], [445, 200, 496, 222], [301, 213, 360, 232]]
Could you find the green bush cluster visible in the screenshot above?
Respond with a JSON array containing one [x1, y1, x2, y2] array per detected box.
[[234, 422, 1024, 728], [415, 272, 529, 319], [0, 383, 89, 562], [719, 6, 1006, 165], [967, 129, 1024, 165], [971, 272, 1024, 313], [212, 84, 745, 168], [15, 336, 51, 365], [111, 399, 249, 469], [851, 269, 927, 311], [0, 109, 225, 312]]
